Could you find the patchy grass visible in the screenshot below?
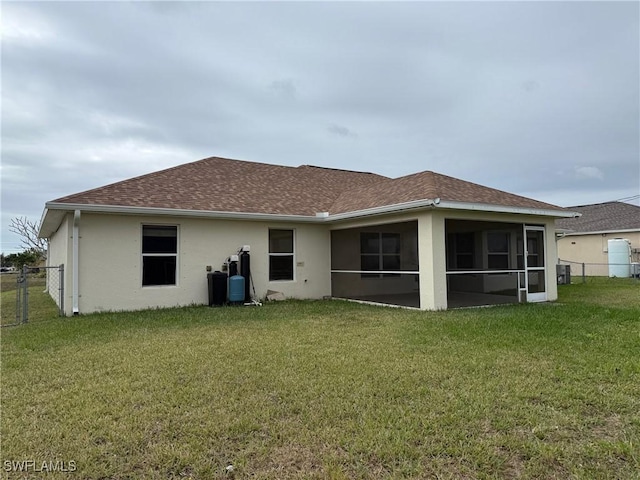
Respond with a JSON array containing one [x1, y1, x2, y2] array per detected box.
[[1, 274, 57, 326], [1, 280, 639, 479]]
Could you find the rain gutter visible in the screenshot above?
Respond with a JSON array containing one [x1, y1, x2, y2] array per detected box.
[[72, 209, 80, 315]]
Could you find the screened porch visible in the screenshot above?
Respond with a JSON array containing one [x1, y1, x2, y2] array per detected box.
[[330, 220, 420, 308], [446, 219, 547, 308]]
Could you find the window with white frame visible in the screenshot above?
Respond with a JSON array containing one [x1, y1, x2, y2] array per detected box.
[[360, 232, 401, 277], [142, 225, 177, 286], [269, 229, 294, 281]]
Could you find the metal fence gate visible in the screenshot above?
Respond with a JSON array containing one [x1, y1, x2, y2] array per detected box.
[[15, 264, 65, 324]]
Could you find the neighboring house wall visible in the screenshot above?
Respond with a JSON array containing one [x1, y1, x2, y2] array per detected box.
[[70, 213, 331, 313], [557, 231, 640, 276]]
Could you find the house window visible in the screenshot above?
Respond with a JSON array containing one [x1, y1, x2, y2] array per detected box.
[[487, 232, 510, 270], [360, 232, 401, 277], [142, 225, 177, 286], [269, 229, 294, 281], [448, 232, 475, 270]]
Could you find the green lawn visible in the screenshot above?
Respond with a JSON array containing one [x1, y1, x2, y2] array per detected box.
[[1, 280, 638, 479]]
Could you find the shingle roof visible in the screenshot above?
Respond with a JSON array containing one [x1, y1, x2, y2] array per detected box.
[[330, 170, 562, 213], [51, 157, 386, 216], [555, 201, 640, 233], [49, 155, 566, 216]]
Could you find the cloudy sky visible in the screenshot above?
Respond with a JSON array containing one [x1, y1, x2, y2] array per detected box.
[[2, 1, 639, 253]]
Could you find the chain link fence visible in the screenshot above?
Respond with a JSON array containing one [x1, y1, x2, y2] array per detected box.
[[558, 259, 640, 283], [12, 264, 64, 325]]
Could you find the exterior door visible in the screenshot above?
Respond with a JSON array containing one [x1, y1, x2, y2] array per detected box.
[[524, 226, 547, 302]]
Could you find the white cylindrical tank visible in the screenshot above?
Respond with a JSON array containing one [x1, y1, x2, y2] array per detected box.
[[608, 238, 631, 277]]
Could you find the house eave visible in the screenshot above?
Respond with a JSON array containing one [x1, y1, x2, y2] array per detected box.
[[326, 198, 441, 222], [436, 200, 579, 218], [39, 198, 577, 237]]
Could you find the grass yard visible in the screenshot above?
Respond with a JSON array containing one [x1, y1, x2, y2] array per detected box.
[[1, 280, 639, 479]]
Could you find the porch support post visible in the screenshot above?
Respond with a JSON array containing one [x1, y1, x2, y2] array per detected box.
[[418, 211, 447, 310]]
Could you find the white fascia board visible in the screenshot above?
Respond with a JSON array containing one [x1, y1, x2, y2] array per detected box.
[[38, 208, 50, 238], [43, 202, 324, 224], [326, 198, 440, 222], [43, 199, 442, 226], [435, 200, 580, 218], [562, 228, 640, 236], [43, 197, 579, 231]]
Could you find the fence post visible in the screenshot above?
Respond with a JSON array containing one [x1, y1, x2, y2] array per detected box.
[[15, 274, 22, 324], [581, 263, 586, 284], [59, 264, 65, 316], [22, 265, 29, 324]]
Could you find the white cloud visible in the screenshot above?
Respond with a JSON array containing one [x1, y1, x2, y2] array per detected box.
[[1, 5, 53, 43], [575, 166, 605, 181]]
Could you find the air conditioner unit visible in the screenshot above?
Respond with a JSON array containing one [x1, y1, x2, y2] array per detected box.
[[556, 264, 571, 285]]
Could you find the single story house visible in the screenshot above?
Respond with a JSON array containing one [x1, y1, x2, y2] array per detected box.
[[38, 156, 577, 315], [556, 201, 640, 276]]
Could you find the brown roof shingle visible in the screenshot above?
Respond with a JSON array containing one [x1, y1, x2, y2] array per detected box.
[[49, 156, 566, 216], [51, 157, 386, 216], [330, 170, 563, 213]]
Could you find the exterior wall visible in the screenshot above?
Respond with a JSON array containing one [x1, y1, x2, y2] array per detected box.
[[543, 217, 560, 302], [73, 213, 331, 314], [418, 211, 447, 310], [46, 207, 562, 314], [557, 231, 640, 276], [47, 213, 73, 315]]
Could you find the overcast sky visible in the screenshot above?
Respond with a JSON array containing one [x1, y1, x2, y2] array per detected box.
[[2, 1, 639, 254]]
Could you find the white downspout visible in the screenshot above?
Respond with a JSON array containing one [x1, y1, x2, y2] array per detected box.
[[72, 210, 81, 315]]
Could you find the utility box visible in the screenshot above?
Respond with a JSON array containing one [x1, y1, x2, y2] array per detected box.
[[556, 264, 571, 285]]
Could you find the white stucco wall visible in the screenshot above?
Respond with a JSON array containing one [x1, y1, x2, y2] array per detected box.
[[418, 211, 448, 310], [46, 207, 562, 314], [47, 213, 73, 315], [72, 213, 331, 314]]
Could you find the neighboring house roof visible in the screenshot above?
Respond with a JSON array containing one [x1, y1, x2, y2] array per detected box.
[[556, 201, 640, 234], [41, 156, 572, 236]]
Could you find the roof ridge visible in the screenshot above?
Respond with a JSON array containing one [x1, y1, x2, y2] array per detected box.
[[567, 201, 640, 209], [51, 156, 297, 203], [297, 164, 386, 177]]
